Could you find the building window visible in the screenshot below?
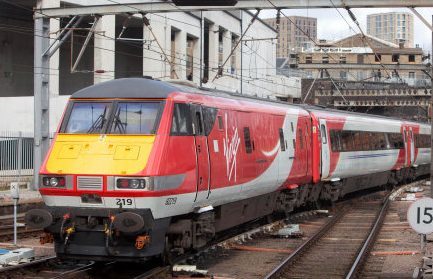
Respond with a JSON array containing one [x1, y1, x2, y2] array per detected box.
[[374, 54, 381, 62], [340, 71, 347, 80], [170, 28, 179, 79], [322, 56, 329, 64], [186, 36, 195, 81], [392, 54, 399, 62], [357, 54, 364, 64], [306, 56, 312, 64], [409, 72, 415, 79], [339, 56, 346, 64], [218, 27, 224, 69], [230, 34, 238, 75], [408, 54, 415, 62]]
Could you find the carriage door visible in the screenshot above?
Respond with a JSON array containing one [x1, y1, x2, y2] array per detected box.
[[191, 104, 210, 203], [319, 119, 330, 179], [403, 126, 411, 167], [408, 128, 414, 165]]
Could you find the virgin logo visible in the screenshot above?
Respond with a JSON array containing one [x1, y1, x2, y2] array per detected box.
[[223, 113, 240, 182]]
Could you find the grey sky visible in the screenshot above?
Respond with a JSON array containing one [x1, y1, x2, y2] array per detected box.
[[261, 7, 433, 53]]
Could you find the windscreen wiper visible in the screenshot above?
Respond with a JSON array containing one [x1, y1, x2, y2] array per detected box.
[[112, 108, 126, 134], [87, 107, 107, 133]]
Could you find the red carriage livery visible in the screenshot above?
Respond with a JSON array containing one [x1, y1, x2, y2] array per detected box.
[[25, 77, 430, 261]]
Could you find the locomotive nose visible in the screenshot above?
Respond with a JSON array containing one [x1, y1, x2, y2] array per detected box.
[[25, 209, 53, 229]]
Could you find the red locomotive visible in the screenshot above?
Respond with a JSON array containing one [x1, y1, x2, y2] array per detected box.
[[25, 78, 430, 261]]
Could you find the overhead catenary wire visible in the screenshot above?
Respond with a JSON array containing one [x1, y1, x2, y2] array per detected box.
[[0, 7, 287, 90], [2, 21, 299, 94], [6, 0, 426, 100], [211, 9, 261, 82], [343, 6, 392, 80], [141, 13, 179, 79]]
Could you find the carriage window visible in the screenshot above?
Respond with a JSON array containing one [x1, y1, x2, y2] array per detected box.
[[243, 127, 253, 154], [415, 134, 431, 148], [330, 130, 341, 152], [217, 115, 223, 130], [279, 128, 286, 151], [111, 102, 161, 134], [320, 125, 327, 144], [388, 133, 404, 149], [330, 130, 393, 152], [64, 102, 111, 134], [298, 129, 304, 149], [171, 103, 193, 135]]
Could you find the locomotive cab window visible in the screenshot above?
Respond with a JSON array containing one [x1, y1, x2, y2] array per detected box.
[[171, 103, 193, 135], [62, 101, 163, 134], [110, 102, 161, 134], [64, 102, 111, 134]]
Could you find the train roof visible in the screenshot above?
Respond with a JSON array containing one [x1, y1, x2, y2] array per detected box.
[[69, 77, 307, 113], [300, 104, 429, 126], [70, 77, 429, 126], [70, 78, 181, 99]]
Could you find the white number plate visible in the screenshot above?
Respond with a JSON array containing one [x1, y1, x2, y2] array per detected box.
[[114, 198, 136, 208]]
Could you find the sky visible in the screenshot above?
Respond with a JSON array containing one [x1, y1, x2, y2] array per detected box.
[[261, 7, 433, 53]]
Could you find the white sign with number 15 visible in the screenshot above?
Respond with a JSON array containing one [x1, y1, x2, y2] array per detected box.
[[408, 197, 433, 234]]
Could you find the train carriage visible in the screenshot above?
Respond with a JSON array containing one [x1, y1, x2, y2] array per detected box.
[[25, 78, 430, 261], [409, 121, 431, 176], [307, 108, 430, 200]]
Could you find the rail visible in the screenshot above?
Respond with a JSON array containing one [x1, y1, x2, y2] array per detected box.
[[263, 205, 349, 279], [346, 193, 391, 278], [264, 190, 393, 279]]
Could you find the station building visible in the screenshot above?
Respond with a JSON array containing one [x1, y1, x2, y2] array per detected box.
[[0, 0, 300, 134]]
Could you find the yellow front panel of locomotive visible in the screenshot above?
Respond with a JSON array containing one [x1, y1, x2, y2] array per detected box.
[[46, 134, 155, 175]]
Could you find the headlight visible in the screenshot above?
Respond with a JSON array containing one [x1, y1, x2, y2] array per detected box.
[[49, 177, 59, 187], [115, 177, 151, 190], [41, 176, 66, 188]]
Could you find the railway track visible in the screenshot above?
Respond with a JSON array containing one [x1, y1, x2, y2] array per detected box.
[[264, 191, 391, 279], [0, 213, 42, 241], [0, 256, 169, 279], [1, 181, 422, 278]]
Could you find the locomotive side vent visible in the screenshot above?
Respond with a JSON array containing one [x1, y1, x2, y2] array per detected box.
[[77, 176, 103, 191]]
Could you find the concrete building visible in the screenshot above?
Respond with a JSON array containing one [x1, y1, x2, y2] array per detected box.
[[264, 15, 317, 58], [0, 0, 300, 134], [298, 33, 426, 85], [367, 12, 414, 48], [298, 33, 431, 121]]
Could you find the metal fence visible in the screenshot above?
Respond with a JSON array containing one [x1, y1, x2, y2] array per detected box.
[[0, 131, 34, 190]]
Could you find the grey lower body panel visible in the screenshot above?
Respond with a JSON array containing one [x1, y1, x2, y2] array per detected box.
[[44, 206, 170, 261]]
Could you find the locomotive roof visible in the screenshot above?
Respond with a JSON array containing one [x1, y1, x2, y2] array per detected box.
[[70, 78, 182, 99]]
